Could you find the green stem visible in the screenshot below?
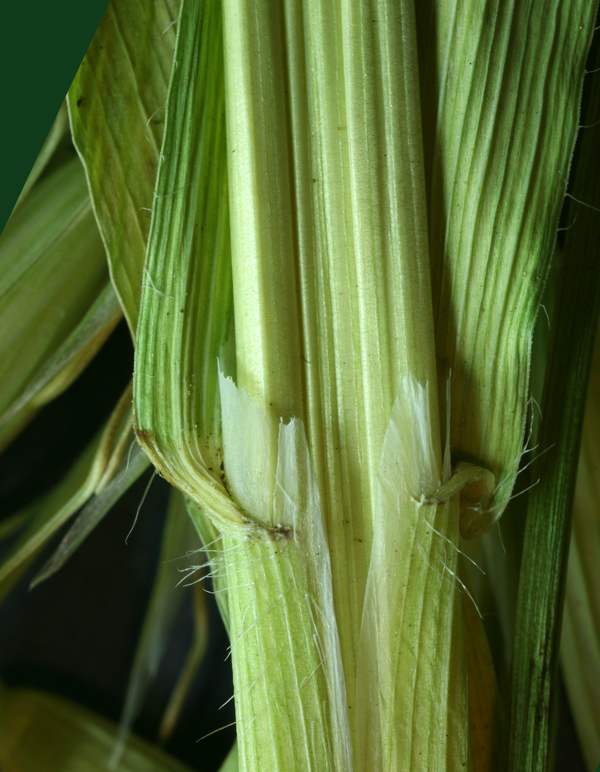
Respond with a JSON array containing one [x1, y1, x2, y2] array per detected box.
[[221, 0, 441, 752], [507, 40, 600, 772]]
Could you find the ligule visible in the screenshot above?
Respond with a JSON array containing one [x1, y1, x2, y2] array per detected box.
[[218, 377, 351, 772], [356, 376, 468, 771]]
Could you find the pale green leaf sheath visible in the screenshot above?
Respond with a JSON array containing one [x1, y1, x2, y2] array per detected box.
[[130, 0, 238, 720], [221, 0, 470, 769], [68, 0, 181, 333], [297, 0, 443, 707], [133, 0, 237, 533], [135, 0, 470, 769], [218, 394, 351, 772], [416, 0, 597, 536], [134, 2, 349, 768], [356, 386, 469, 772]]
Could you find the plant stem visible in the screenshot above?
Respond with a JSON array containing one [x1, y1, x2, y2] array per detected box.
[[507, 40, 600, 772]]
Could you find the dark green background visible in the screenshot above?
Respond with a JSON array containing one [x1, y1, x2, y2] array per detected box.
[[0, 1, 110, 238]]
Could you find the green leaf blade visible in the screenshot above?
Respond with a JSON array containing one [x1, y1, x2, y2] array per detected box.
[[68, 0, 181, 333]]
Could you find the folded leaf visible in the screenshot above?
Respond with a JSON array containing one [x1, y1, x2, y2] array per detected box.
[[68, 0, 181, 333], [0, 157, 112, 448], [0, 283, 122, 442], [0, 685, 195, 772], [0, 384, 133, 595], [31, 442, 150, 588]]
